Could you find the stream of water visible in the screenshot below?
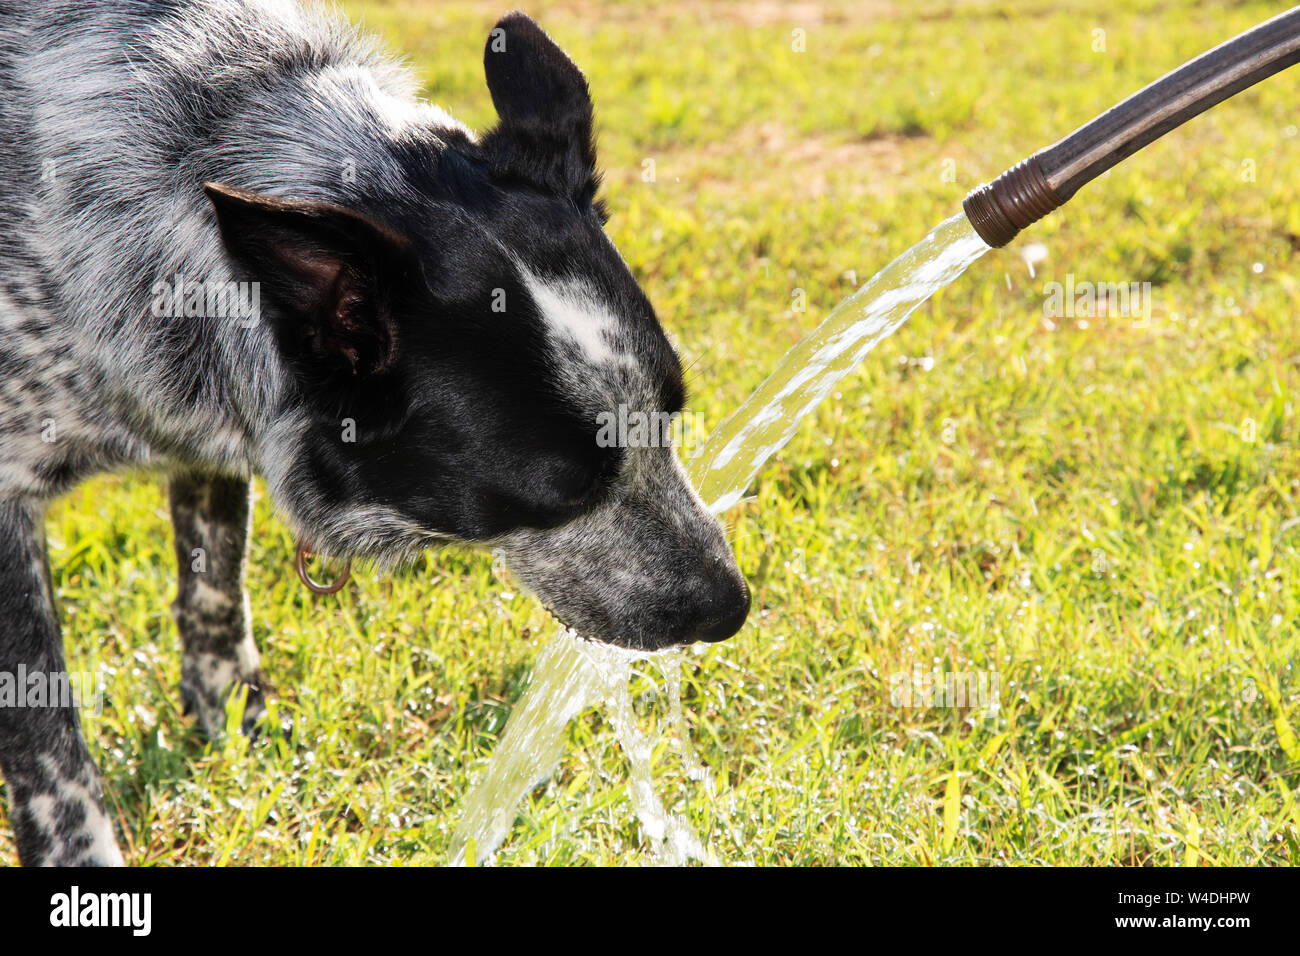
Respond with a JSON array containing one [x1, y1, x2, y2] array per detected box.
[[450, 213, 991, 865]]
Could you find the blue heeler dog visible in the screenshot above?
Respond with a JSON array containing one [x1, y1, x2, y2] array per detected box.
[[0, 0, 750, 866]]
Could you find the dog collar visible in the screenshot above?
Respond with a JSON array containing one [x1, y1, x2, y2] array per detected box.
[[295, 543, 352, 594]]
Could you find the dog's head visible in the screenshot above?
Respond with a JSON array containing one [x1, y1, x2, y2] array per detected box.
[[204, 12, 748, 650]]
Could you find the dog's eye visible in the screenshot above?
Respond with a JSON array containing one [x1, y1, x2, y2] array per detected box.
[[514, 445, 621, 529], [556, 445, 622, 507]]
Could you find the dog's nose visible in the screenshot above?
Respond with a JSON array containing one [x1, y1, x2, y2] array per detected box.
[[691, 571, 751, 643]]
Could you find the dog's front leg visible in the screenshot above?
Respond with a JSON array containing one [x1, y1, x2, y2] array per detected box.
[[170, 472, 267, 737], [0, 501, 124, 866]]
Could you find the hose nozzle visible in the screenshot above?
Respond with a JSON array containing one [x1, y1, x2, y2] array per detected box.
[[961, 7, 1300, 249], [962, 156, 1062, 248]]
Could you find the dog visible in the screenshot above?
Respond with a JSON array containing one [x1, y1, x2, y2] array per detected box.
[[0, 0, 750, 866]]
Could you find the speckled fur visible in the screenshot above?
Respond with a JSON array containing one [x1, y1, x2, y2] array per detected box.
[[0, 0, 748, 866], [170, 472, 266, 737], [0, 502, 123, 866], [0, 0, 442, 867]]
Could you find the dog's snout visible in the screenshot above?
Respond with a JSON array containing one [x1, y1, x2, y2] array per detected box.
[[497, 450, 753, 651], [690, 565, 751, 644]]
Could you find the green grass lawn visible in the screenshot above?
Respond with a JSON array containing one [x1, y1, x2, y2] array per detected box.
[[6, 0, 1300, 865]]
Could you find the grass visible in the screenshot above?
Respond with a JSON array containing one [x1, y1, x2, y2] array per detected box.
[[4, 0, 1300, 865]]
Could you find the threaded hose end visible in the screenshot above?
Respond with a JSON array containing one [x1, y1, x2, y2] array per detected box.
[[962, 155, 1063, 248]]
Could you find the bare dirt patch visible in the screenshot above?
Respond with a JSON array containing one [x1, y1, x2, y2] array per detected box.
[[608, 121, 956, 201]]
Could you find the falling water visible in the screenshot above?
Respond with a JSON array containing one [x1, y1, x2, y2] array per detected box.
[[689, 214, 991, 513], [450, 213, 990, 865]]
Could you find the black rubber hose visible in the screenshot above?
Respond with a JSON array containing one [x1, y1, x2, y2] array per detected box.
[[964, 6, 1300, 248]]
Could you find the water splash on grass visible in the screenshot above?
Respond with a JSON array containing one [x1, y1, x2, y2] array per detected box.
[[451, 214, 989, 865]]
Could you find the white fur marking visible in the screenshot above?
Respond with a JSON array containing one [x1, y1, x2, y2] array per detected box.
[[519, 269, 623, 367]]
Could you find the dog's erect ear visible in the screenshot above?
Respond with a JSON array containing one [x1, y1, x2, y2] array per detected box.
[[203, 182, 413, 385], [481, 11, 597, 198]]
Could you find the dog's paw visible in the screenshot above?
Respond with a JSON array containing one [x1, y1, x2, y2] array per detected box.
[[180, 667, 270, 739]]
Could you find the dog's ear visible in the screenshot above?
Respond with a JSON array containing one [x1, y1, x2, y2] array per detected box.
[[203, 183, 413, 389], [481, 11, 598, 199]]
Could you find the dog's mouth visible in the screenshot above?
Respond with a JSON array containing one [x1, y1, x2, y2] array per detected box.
[[486, 462, 751, 651], [495, 545, 749, 651], [533, 597, 716, 653], [535, 600, 628, 649], [493, 553, 633, 649], [537, 602, 582, 638], [529, 592, 676, 652]]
